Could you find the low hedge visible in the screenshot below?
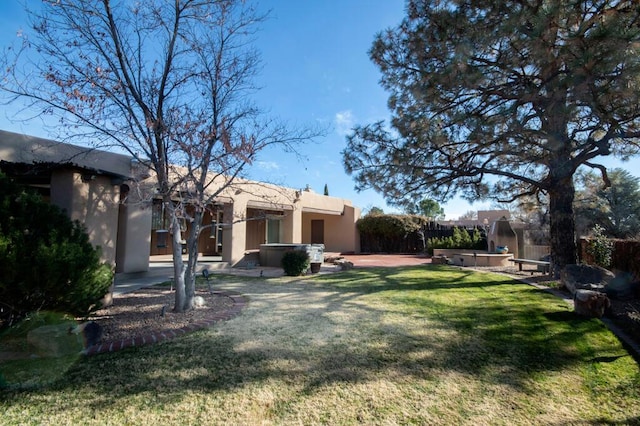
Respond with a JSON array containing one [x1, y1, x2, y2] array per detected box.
[[282, 250, 310, 276]]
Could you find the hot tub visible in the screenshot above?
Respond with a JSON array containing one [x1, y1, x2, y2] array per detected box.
[[259, 243, 324, 267]]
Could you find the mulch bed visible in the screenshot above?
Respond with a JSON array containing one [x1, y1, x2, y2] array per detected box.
[[91, 287, 236, 343]]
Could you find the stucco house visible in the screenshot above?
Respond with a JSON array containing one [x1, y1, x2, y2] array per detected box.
[[0, 130, 361, 273]]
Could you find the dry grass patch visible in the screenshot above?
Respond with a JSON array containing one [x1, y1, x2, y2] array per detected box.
[[2, 265, 639, 424]]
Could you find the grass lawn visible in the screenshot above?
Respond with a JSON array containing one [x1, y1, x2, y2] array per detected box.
[[1, 265, 639, 425]]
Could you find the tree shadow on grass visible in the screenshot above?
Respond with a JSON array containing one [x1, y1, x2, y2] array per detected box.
[[313, 264, 516, 294], [3, 265, 639, 423]]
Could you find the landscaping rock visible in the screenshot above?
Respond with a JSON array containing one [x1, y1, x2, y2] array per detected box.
[[334, 259, 354, 271], [574, 289, 611, 318], [27, 323, 83, 357], [431, 255, 449, 265], [324, 255, 344, 264], [560, 264, 614, 294]]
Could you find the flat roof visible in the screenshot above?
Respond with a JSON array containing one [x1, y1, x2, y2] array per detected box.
[[0, 130, 132, 179]]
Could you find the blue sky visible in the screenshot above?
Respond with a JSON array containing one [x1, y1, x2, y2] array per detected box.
[[247, 1, 427, 214], [1, 1, 639, 218]]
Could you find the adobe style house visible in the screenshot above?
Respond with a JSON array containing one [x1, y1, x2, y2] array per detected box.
[[0, 130, 361, 273]]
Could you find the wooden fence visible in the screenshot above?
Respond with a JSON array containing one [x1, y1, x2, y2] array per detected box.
[[522, 245, 550, 260]]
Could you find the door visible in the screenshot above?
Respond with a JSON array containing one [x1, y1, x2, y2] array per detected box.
[[311, 219, 324, 244]]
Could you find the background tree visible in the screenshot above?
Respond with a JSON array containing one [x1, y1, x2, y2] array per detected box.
[[1, 0, 317, 312], [343, 0, 640, 274], [502, 194, 551, 246], [575, 168, 640, 238], [458, 210, 478, 221], [324, 183, 329, 196], [365, 206, 385, 216], [407, 198, 445, 220]]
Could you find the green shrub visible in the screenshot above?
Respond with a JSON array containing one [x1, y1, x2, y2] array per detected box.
[[281, 250, 310, 276], [427, 227, 485, 255], [0, 173, 113, 328], [586, 224, 613, 268], [357, 214, 429, 252]]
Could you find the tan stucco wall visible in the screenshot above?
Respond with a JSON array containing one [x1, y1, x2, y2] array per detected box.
[[123, 168, 361, 268], [343, 205, 361, 253], [115, 198, 152, 273], [301, 204, 360, 253], [50, 170, 120, 267], [223, 200, 247, 266], [284, 208, 301, 243], [298, 189, 360, 253], [49, 169, 75, 215], [298, 189, 351, 214]]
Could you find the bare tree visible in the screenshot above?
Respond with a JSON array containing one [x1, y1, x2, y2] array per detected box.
[[1, 0, 317, 312], [458, 210, 478, 221]]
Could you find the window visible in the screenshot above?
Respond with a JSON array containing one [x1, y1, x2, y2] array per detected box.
[[210, 211, 224, 252], [151, 199, 169, 230], [266, 216, 283, 243]]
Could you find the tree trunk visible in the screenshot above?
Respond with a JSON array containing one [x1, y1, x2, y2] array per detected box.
[[184, 210, 203, 310], [185, 247, 197, 310], [548, 175, 578, 276], [170, 212, 187, 313]]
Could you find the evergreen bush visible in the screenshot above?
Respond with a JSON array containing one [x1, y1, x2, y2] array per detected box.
[[281, 250, 310, 276], [427, 227, 485, 255], [0, 173, 113, 328], [357, 214, 428, 252], [585, 224, 613, 268]]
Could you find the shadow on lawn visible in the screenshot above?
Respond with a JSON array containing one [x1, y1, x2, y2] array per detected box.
[[5, 264, 638, 422], [315, 264, 516, 293]]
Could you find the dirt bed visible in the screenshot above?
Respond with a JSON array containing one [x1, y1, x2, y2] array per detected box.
[[91, 288, 235, 343]]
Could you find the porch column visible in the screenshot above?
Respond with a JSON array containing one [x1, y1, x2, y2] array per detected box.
[[283, 207, 302, 243], [222, 199, 248, 266]]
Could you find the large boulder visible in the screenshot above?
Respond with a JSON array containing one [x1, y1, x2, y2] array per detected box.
[[560, 264, 614, 295], [334, 259, 354, 271], [574, 289, 611, 318]]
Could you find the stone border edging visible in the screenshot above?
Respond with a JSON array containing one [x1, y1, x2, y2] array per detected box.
[[83, 290, 248, 356]]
